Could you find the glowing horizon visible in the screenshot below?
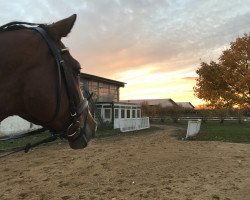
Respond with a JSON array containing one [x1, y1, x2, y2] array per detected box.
[[111, 64, 204, 106]]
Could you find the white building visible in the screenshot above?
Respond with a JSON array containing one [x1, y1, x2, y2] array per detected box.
[[96, 102, 150, 132]]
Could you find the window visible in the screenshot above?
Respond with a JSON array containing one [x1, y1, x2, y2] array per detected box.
[[104, 109, 111, 119], [127, 110, 130, 118], [121, 109, 125, 118], [115, 109, 119, 119], [132, 110, 136, 118], [137, 109, 141, 118]]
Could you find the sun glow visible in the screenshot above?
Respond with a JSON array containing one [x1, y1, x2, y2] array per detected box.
[[112, 65, 203, 106]]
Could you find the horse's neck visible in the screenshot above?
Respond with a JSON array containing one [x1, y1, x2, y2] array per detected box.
[[0, 62, 23, 122], [0, 32, 29, 122], [0, 76, 16, 122]]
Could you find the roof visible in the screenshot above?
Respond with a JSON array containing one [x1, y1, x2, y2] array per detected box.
[[80, 73, 126, 87], [96, 101, 139, 105], [96, 102, 141, 107], [176, 102, 195, 109], [120, 99, 178, 107]]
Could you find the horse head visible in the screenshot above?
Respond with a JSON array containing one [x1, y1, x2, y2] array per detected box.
[[0, 14, 97, 149], [44, 14, 97, 149]]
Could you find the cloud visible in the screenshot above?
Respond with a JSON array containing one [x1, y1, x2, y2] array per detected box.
[[2, 0, 250, 73], [182, 77, 197, 81], [66, 0, 250, 78], [1, 0, 250, 105]]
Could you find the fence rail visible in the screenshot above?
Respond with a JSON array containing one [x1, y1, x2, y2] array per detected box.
[[114, 117, 150, 132], [150, 116, 250, 121]]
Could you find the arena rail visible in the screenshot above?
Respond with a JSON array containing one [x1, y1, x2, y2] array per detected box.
[[114, 117, 150, 132]]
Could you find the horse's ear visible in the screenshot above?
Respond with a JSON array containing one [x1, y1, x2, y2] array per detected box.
[[48, 14, 77, 40]]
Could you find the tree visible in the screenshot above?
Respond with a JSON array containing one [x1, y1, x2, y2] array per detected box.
[[166, 105, 183, 123], [141, 101, 152, 116], [141, 101, 159, 117], [198, 108, 212, 123], [155, 104, 167, 122], [214, 108, 229, 124], [194, 33, 250, 110]]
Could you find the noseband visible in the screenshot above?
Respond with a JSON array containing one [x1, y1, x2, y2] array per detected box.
[[32, 26, 89, 144]]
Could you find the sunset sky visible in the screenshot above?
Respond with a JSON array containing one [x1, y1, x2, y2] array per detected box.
[[1, 0, 250, 106]]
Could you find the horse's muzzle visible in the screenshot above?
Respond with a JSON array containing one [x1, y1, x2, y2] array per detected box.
[[68, 126, 93, 149], [67, 113, 97, 149]]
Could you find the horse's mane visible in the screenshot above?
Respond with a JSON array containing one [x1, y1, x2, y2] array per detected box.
[[0, 21, 46, 32]]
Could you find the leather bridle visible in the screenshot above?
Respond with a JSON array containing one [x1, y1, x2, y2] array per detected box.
[[32, 26, 89, 144], [0, 22, 92, 156]]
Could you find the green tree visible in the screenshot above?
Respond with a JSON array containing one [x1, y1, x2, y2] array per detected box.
[[194, 33, 250, 110]]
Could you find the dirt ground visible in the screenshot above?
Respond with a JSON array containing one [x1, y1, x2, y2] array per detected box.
[[0, 125, 249, 200]]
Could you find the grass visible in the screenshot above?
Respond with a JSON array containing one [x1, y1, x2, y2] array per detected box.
[[0, 126, 162, 151], [0, 131, 53, 151], [152, 119, 250, 143], [197, 121, 250, 143]]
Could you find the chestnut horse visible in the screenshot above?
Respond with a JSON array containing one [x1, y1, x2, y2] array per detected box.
[[0, 14, 97, 149]]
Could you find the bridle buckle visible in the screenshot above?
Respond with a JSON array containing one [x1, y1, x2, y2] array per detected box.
[[71, 112, 77, 117], [67, 120, 81, 138]]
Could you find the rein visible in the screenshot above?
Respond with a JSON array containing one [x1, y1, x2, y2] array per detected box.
[[0, 22, 90, 157]]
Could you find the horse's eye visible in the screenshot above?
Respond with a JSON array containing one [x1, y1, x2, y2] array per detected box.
[[76, 63, 81, 75], [74, 67, 81, 77]]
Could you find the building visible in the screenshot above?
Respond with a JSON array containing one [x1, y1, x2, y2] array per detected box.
[[176, 102, 195, 110], [95, 102, 142, 123], [80, 73, 125, 102], [121, 98, 178, 108], [79, 73, 149, 131], [94, 101, 149, 132]]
